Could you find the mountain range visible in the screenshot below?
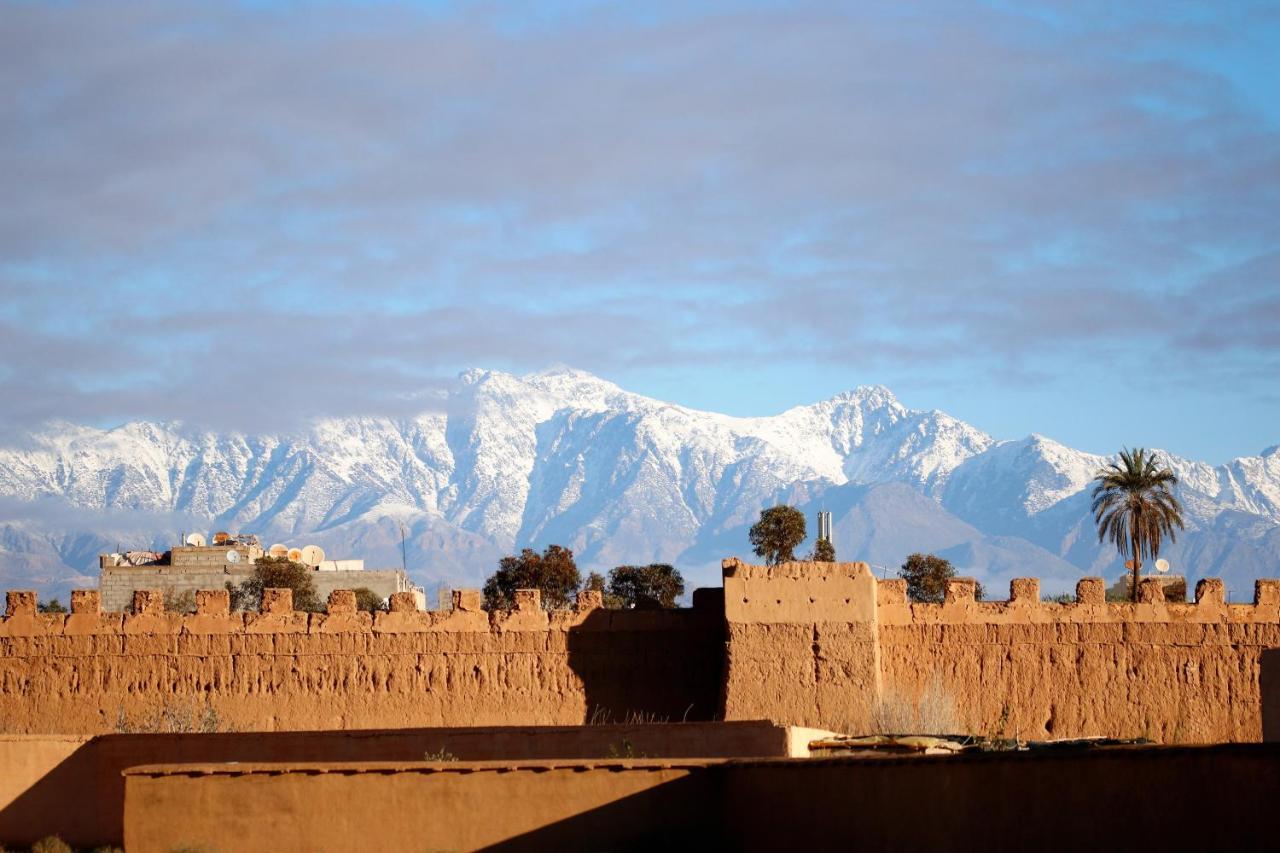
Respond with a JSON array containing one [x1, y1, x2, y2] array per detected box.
[[2, 367, 1278, 603]]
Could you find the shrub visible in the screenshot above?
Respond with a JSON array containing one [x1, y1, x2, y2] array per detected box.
[[898, 554, 955, 603], [115, 700, 230, 734], [607, 564, 685, 609], [31, 837, 72, 853], [37, 598, 68, 614], [483, 546, 580, 610], [352, 587, 385, 612], [163, 588, 197, 613], [872, 677, 961, 735], [228, 557, 320, 612]]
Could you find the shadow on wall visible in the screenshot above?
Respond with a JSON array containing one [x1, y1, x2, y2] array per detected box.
[[565, 602, 725, 725], [491, 747, 1280, 852]]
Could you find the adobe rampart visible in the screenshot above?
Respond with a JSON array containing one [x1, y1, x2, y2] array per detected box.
[[2, 561, 1279, 742]]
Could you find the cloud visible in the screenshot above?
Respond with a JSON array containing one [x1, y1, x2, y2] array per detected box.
[[0, 1, 1277, 440]]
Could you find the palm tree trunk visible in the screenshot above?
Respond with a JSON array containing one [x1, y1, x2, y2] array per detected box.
[[1130, 531, 1141, 603]]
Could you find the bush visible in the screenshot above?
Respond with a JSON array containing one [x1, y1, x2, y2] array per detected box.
[[163, 588, 197, 613], [352, 587, 385, 612], [31, 836, 72, 853], [898, 554, 955, 603], [114, 699, 230, 734], [607, 564, 685, 609], [872, 677, 962, 735], [228, 557, 320, 612], [37, 598, 67, 614], [483, 545, 580, 610]]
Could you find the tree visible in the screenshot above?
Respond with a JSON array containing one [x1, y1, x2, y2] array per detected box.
[[352, 587, 385, 612], [37, 598, 67, 614], [898, 553, 984, 603], [483, 545, 581, 610], [810, 537, 836, 562], [1091, 447, 1185, 603], [608, 564, 685, 609], [228, 556, 320, 612], [749, 505, 807, 565], [584, 571, 625, 609]]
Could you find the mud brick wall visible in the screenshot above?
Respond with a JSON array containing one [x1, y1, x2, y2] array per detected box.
[[0, 589, 724, 734]]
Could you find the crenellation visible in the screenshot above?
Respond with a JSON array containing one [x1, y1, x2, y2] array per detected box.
[[2, 566, 1279, 740], [1009, 577, 1039, 604]]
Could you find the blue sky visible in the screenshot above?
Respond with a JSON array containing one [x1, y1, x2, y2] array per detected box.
[[1, 0, 1277, 463]]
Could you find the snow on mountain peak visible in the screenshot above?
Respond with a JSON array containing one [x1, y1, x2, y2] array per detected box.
[[0, 367, 1277, 600]]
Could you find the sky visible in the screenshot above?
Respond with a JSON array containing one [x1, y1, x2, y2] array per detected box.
[[1, 0, 1277, 464]]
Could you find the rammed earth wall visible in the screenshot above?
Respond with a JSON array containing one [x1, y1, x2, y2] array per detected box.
[[0, 589, 724, 734], [720, 560, 1280, 742], [2, 562, 1279, 741]]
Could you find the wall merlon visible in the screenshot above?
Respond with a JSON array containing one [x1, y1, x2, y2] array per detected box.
[[1009, 577, 1039, 604], [1076, 577, 1105, 604]]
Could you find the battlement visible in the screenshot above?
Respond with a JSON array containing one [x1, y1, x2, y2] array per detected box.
[[719, 557, 1280, 625], [0, 586, 714, 638], [3, 561, 1280, 742]]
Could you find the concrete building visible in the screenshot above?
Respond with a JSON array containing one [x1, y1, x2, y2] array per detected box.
[[98, 536, 424, 612]]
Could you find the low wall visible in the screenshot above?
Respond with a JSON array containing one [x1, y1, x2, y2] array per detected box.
[[121, 745, 1280, 852], [0, 588, 724, 735], [0, 721, 809, 847]]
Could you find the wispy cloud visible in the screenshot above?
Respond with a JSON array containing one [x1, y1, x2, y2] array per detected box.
[[1, 1, 1276, 457]]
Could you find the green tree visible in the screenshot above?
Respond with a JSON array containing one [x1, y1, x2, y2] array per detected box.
[[1091, 447, 1185, 603], [483, 545, 581, 610], [608, 564, 685, 609], [228, 556, 320, 612], [810, 537, 836, 562], [898, 553, 984, 603], [352, 587, 385, 612], [749, 505, 807, 565], [584, 571, 625, 609], [37, 598, 68, 614]]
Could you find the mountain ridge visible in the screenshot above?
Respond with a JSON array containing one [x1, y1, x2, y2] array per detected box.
[[1, 367, 1277, 600]]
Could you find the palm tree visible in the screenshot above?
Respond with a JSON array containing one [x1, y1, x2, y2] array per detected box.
[[1090, 448, 1185, 602]]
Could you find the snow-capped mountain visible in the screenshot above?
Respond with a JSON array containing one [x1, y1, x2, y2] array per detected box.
[[2, 367, 1278, 601]]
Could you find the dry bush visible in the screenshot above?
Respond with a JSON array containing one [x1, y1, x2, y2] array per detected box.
[[30, 838, 72, 853], [115, 700, 230, 734], [872, 677, 962, 735]]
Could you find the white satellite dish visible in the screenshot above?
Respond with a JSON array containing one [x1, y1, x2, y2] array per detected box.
[[300, 545, 325, 566], [185, 533, 206, 547], [287, 548, 304, 562], [225, 549, 240, 564], [269, 543, 288, 558], [1155, 558, 1170, 573]]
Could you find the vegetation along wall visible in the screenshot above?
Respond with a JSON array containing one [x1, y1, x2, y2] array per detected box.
[[2, 561, 1279, 741]]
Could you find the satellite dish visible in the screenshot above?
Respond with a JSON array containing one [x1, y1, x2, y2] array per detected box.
[[185, 533, 206, 547], [287, 548, 304, 562], [213, 531, 230, 545], [300, 545, 325, 566], [1155, 558, 1170, 573], [225, 549, 240, 564], [269, 543, 288, 558]]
